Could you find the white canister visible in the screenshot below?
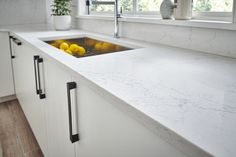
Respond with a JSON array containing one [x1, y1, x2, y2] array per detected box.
[[53, 15, 71, 31], [173, 0, 192, 20]]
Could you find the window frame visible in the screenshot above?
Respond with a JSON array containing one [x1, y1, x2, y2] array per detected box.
[[192, 12, 233, 21], [87, 0, 236, 23]]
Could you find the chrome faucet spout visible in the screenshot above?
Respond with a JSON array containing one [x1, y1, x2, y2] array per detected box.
[[90, 0, 122, 38], [114, 0, 120, 38]]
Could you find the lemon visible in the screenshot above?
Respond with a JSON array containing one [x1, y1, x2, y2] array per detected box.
[[60, 42, 69, 50], [51, 40, 65, 48], [115, 45, 122, 51], [51, 43, 58, 48], [101, 42, 113, 53], [77, 46, 86, 56], [60, 48, 65, 52], [69, 44, 80, 52], [65, 49, 73, 55], [95, 42, 103, 51], [55, 40, 65, 45], [86, 39, 95, 47]]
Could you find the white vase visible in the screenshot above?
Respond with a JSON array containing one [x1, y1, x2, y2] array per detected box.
[[160, 0, 174, 19], [173, 0, 192, 20], [53, 15, 71, 31]]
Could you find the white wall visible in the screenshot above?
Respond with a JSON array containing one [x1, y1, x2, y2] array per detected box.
[[0, 0, 47, 26], [0, 0, 78, 27], [77, 18, 236, 58]]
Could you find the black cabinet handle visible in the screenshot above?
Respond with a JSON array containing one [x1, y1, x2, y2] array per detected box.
[[12, 37, 22, 46], [33, 55, 46, 99], [9, 35, 15, 59], [33, 55, 40, 95], [37, 57, 46, 99], [67, 82, 79, 143]]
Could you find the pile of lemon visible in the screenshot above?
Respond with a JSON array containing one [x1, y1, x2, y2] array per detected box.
[[51, 40, 86, 56], [85, 38, 120, 53], [94, 42, 123, 53]]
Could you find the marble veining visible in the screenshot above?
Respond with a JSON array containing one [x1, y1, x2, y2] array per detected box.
[[74, 48, 236, 157], [11, 29, 236, 157]]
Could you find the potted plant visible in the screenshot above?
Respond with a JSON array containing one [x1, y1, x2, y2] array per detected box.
[[52, 0, 72, 31]]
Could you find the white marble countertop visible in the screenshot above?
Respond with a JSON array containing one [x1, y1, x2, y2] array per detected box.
[[4, 25, 236, 157]]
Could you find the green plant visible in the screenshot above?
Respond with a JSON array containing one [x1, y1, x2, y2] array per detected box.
[[193, 0, 212, 12], [52, 0, 71, 16]]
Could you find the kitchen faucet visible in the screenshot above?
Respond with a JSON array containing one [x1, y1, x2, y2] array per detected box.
[[90, 0, 122, 38]]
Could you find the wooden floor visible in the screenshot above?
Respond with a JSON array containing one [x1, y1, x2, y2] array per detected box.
[[0, 100, 43, 157]]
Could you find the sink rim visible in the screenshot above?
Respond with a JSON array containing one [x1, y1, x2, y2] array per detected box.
[[40, 34, 142, 59], [39, 34, 142, 50]]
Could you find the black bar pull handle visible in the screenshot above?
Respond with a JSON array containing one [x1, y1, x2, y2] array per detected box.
[[67, 82, 79, 143], [33, 55, 40, 95], [37, 57, 46, 99], [12, 37, 22, 46], [9, 35, 15, 59]]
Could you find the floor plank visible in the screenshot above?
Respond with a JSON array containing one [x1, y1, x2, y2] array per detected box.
[[0, 100, 43, 157]]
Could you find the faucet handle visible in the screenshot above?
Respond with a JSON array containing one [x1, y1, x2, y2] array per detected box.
[[117, 7, 122, 18], [120, 7, 123, 14]]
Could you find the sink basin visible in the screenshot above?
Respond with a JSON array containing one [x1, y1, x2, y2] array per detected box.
[[44, 37, 133, 58]]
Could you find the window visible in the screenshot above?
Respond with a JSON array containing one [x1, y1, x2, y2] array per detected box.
[[91, 0, 114, 12], [90, 0, 162, 15], [193, 0, 233, 12], [137, 0, 161, 12], [90, 0, 134, 13], [192, 0, 234, 21], [89, 0, 235, 21], [120, 0, 133, 12]]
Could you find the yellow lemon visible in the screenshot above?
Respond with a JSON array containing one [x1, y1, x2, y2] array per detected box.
[[50, 43, 58, 48], [60, 42, 69, 50], [51, 40, 65, 48], [60, 48, 65, 52], [77, 46, 86, 56], [95, 42, 103, 51], [65, 49, 73, 55], [69, 44, 80, 52], [115, 45, 122, 51], [101, 42, 113, 53], [55, 40, 65, 45], [86, 38, 95, 47]]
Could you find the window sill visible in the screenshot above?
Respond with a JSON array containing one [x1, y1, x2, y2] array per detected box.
[[77, 15, 236, 31]]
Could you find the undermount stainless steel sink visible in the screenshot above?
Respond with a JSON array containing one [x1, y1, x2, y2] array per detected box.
[[44, 37, 133, 58]]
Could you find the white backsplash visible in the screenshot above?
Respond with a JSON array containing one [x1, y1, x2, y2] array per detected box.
[[0, 0, 47, 25], [77, 18, 236, 58]]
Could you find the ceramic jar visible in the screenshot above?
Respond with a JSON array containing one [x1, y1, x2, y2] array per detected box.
[[173, 0, 192, 20], [53, 15, 71, 31], [160, 0, 174, 19]]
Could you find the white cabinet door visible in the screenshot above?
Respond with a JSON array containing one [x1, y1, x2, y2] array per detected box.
[[11, 38, 34, 113], [12, 37, 77, 157], [0, 32, 15, 97], [43, 59, 76, 157], [12, 40, 48, 156], [74, 79, 187, 157]]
